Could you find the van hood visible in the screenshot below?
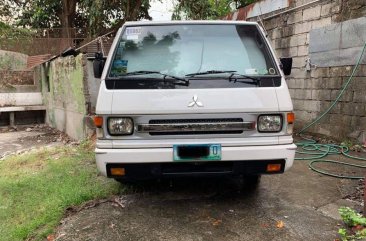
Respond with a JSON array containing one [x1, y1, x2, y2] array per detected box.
[[97, 84, 280, 115]]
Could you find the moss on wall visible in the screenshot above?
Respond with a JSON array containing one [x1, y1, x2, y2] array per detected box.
[[41, 54, 88, 140]]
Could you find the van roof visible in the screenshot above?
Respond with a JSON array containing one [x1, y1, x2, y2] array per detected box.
[[123, 20, 259, 27]]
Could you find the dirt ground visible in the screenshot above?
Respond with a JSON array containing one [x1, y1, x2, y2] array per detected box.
[[1, 126, 365, 240], [0, 125, 74, 159]]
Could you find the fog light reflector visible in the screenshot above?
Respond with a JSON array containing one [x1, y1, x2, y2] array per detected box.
[[110, 167, 125, 176], [267, 164, 281, 172]]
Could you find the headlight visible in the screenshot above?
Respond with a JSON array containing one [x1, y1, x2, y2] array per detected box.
[[257, 115, 282, 132], [108, 117, 134, 135]]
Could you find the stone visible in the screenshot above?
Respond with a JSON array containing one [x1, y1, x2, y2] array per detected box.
[[303, 5, 321, 21], [294, 22, 312, 35], [321, 3, 332, 17], [298, 45, 308, 56], [26, 128, 32, 132], [287, 11, 303, 25], [311, 17, 332, 29]]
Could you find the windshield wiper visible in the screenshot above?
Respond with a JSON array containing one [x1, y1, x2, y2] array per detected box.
[[185, 70, 236, 77], [185, 70, 261, 85], [228, 73, 261, 86], [111, 71, 189, 86]]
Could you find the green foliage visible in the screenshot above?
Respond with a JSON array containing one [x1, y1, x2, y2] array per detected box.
[[0, 21, 34, 39], [0, 144, 120, 240], [338, 207, 366, 241], [1, 0, 153, 36], [172, 0, 258, 20]]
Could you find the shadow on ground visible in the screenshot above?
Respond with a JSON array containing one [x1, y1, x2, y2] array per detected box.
[[55, 157, 362, 241]]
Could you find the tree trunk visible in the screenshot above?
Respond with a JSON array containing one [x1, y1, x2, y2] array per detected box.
[[58, 0, 77, 38]]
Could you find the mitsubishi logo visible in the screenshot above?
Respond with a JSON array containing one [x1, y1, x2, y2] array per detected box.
[[188, 95, 203, 107]]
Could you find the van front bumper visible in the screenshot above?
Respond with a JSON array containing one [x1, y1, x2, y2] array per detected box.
[[95, 144, 296, 178]]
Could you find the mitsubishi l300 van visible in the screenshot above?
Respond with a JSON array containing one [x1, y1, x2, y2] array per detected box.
[[93, 21, 296, 185]]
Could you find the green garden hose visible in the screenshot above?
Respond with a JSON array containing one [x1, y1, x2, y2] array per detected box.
[[294, 42, 366, 179]]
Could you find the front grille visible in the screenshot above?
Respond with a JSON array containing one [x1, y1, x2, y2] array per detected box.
[[149, 118, 243, 124], [137, 118, 255, 135]]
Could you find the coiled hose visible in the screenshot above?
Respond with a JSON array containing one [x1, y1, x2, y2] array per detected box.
[[294, 42, 366, 179]]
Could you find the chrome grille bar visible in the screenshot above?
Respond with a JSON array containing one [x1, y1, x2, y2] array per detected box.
[[137, 122, 255, 133]]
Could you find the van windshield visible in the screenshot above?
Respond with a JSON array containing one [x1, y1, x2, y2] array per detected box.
[[107, 24, 280, 89]]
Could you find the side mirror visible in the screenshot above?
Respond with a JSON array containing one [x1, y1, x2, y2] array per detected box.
[[93, 52, 105, 78], [280, 57, 293, 76]]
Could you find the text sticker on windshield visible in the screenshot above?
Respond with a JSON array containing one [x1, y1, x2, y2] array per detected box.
[[245, 69, 258, 75], [126, 27, 141, 36]]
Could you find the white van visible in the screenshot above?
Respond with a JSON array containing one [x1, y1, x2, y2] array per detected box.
[[93, 21, 296, 185]]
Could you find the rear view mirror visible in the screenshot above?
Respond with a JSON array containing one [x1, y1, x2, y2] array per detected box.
[[280, 57, 293, 76], [93, 52, 105, 78]]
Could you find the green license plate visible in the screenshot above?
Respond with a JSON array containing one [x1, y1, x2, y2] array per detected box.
[[173, 144, 221, 161]]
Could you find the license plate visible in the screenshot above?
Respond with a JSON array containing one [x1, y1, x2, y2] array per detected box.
[[173, 144, 221, 161]]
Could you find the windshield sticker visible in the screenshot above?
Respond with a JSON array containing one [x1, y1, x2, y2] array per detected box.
[[245, 69, 258, 75], [111, 60, 128, 75], [127, 34, 139, 40], [126, 27, 142, 36]]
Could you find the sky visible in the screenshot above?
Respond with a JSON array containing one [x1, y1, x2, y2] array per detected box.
[[148, 0, 176, 21]]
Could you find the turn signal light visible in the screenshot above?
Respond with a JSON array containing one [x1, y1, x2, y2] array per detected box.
[[94, 116, 103, 128], [110, 167, 125, 176], [287, 112, 295, 124], [267, 164, 281, 172]]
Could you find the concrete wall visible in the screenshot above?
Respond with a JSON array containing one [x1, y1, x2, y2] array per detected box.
[[0, 50, 28, 70], [227, 0, 366, 140], [39, 54, 95, 140]]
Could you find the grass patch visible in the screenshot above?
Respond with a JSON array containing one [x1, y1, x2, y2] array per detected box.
[[0, 142, 120, 241]]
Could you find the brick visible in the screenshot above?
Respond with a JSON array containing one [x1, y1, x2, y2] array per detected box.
[[321, 3, 332, 17], [295, 79, 305, 88], [303, 100, 321, 112], [319, 89, 331, 100], [289, 36, 298, 47], [295, 89, 305, 99], [294, 22, 312, 34], [311, 89, 320, 100], [310, 68, 322, 78], [331, 90, 353, 102], [304, 78, 313, 89], [355, 65, 366, 77], [303, 5, 321, 21], [328, 101, 341, 114], [325, 77, 343, 89], [290, 68, 311, 79], [289, 47, 299, 57], [282, 25, 294, 37], [287, 78, 297, 89], [297, 33, 307, 45], [353, 91, 366, 103], [298, 45, 308, 56], [288, 88, 296, 98], [311, 78, 326, 89], [293, 56, 306, 68], [293, 99, 305, 110], [311, 17, 332, 29], [287, 11, 303, 25], [350, 77, 366, 91]]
